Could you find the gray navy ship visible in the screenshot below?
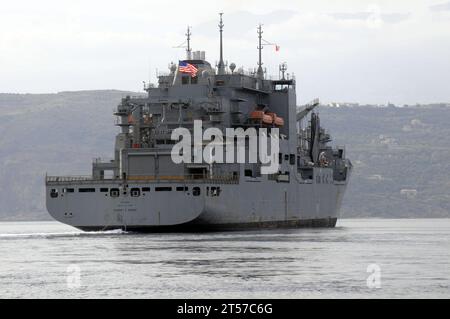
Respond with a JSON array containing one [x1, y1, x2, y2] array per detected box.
[[46, 15, 352, 231]]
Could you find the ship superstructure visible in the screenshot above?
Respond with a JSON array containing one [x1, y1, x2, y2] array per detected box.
[[46, 15, 352, 231]]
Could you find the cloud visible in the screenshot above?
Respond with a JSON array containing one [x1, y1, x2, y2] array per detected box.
[[430, 1, 450, 11], [330, 12, 411, 24], [193, 10, 296, 37], [0, 0, 449, 104]]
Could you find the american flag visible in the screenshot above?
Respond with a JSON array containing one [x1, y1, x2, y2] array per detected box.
[[178, 61, 198, 77]]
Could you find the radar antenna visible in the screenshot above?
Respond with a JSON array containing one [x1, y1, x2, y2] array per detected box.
[[257, 24, 264, 79], [174, 26, 192, 60], [279, 62, 287, 80], [256, 24, 279, 79], [217, 13, 226, 75], [186, 26, 192, 60]]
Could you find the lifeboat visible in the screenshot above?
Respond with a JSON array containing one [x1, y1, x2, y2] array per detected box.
[[249, 110, 264, 120], [250, 110, 282, 126], [250, 110, 272, 124], [266, 112, 277, 123], [266, 112, 284, 126], [274, 116, 284, 126], [262, 113, 272, 124]]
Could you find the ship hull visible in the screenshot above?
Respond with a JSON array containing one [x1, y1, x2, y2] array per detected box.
[[76, 217, 337, 232], [46, 169, 349, 232]]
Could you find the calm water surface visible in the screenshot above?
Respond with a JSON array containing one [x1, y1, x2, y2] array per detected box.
[[0, 219, 449, 298]]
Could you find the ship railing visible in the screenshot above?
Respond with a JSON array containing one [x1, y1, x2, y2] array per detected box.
[[46, 174, 239, 185], [93, 157, 114, 164], [46, 175, 95, 183], [128, 174, 239, 184]]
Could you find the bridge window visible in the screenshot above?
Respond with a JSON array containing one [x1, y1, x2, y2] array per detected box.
[[188, 167, 207, 179], [63, 188, 74, 193], [142, 187, 150, 192], [155, 187, 172, 192], [176, 186, 188, 191], [100, 188, 108, 192], [210, 187, 221, 197], [156, 139, 176, 145], [300, 168, 313, 180], [181, 76, 189, 85], [289, 154, 295, 165], [110, 188, 120, 197], [131, 188, 140, 197], [79, 188, 95, 193], [192, 187, 201, 196], [50, 189, 58, 198]]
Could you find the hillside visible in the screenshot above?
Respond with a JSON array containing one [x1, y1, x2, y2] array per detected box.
[[0, 91, 449, 220], [320, 104, 450, 218]]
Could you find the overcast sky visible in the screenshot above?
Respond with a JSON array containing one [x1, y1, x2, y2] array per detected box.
[[1, 0, 449, 105]]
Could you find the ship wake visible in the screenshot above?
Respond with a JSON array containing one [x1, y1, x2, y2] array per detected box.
[[0, 229, 127, 240]]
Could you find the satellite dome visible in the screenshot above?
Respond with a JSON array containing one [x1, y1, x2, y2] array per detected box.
[[169, 62, 177, 73], [229, 63, 236, 73]]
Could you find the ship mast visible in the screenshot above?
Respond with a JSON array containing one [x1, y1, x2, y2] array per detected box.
[[257, 24, 264, 79], [217, 13, 226, 75], [186, 26, 192, 60], [279, 62, 287, 80]]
